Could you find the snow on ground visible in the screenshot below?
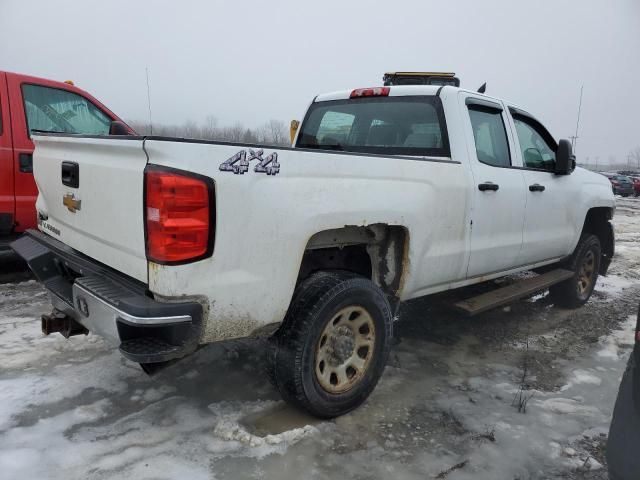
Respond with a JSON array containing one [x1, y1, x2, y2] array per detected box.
[[1, 197, 639, 479]]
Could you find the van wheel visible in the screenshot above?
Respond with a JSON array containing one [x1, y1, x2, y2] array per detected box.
[[550, 234, 601, 308], [270, 271, 393, 418]]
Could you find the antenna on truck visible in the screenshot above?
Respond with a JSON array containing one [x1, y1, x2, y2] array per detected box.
[[569, 85, 584, 152], [477, 82, 487, 94], [146, 67, 153, 135]]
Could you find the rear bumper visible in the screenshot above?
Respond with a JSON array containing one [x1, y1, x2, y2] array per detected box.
[[11, 230, 203, 364]]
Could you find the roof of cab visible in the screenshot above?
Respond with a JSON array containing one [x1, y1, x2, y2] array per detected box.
[[314, 84, 507, 103], [314, 85, 443, 102], [313, 84, 525, 112]]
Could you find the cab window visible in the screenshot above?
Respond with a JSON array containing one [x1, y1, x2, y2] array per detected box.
[[513, 116, 556, 171], [22, 84, 111, 136], [467, 106, 511, 167], [297, 96, 449, 157]]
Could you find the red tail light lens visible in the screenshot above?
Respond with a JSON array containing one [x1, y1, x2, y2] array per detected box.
[[145, 167, 213, 264], [350, 87, 390, 98]]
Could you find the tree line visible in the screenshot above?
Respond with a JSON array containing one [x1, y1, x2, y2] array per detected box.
[[127, 116, 290, 146]]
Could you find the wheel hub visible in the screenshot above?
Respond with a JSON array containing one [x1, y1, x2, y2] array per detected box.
[[577, 250, 596, 296], [315, 306, 376, 394], [325, 326, 356, 367]]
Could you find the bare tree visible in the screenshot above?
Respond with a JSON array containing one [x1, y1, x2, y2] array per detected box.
[[125, 116, 290, 146], [221, 122, 245, 142], [182, 120, 200, 139], [202, 115, 218, 140], [267, 119, 288, 145]]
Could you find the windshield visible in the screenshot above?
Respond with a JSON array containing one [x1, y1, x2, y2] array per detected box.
[[22, 84, 112, 135], [296, 96, 450, 157]]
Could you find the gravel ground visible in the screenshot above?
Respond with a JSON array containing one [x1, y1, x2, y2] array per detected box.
[[1, 197, 638, 480]]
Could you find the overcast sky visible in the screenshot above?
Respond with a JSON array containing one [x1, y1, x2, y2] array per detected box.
[[1, 0, 638, 164]]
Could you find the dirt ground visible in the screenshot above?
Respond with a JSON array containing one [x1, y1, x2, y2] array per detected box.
[[1, 197, 638, 480]]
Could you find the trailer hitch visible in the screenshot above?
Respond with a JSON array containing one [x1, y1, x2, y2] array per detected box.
[[41, 310, 88, 338]]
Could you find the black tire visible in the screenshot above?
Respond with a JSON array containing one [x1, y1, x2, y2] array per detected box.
[[549, 234, 601, 308], [270, 271, 393, 418]]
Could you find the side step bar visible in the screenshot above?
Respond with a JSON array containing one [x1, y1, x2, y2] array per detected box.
[[453, 269, 574, 316]]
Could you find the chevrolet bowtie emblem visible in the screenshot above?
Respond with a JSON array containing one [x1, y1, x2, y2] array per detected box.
[[63, 193, 81, 213]]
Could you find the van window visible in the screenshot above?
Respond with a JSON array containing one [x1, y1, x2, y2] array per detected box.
[[22, 84, 111, 136], [297, 96, 449, 157]]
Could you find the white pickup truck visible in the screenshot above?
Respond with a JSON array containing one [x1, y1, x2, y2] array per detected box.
[[12, 81, 615, 418]]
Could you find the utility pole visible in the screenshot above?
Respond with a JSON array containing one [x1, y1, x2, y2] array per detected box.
[[146, 67, 153, 135], [571, 85, 584, 152]]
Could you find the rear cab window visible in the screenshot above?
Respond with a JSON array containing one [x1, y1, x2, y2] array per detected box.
[[296, 96, 450, 157], [22, 84, 112, 136]]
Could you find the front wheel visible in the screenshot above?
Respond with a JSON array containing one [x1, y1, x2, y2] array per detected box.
[[550, 234, 601, 308], [270, 271, 393, 418]]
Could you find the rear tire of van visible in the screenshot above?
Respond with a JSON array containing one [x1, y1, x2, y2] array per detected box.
[[550, 234, 601, 308], [269, 271, 393, 418]]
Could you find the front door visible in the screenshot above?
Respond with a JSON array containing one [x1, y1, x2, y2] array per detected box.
[[461, 93, 526, 278], [509, 111, 574, 264]]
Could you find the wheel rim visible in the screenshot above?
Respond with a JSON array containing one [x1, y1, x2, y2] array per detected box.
[[315, 306, 376, 394], [577, 250, 596, 297]]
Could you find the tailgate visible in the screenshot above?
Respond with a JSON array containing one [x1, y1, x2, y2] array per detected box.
[[33, 135, 148, 282]]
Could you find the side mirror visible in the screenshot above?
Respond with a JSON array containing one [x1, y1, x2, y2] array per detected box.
[[290, 120, 300, 145], [555, 139, 575, 175], [109, 120, 133, 135]]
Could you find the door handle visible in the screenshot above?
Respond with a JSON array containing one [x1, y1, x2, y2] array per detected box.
[[61, 161, 80, 188], [19, 153, 33, 173], [529, 183, 546, 192], [478, 182, 499, 192]]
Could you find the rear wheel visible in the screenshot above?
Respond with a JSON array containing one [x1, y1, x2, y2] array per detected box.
[[550, 234, 601, 308], [270, 271, 393, 418]]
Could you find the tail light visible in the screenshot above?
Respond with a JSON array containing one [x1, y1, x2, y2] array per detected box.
[[350, 87, 390, 98], [145, 167, 214, 264], [611, 180, 620, 186]]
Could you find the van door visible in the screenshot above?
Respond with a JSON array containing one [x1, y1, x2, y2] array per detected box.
[[0, 72, 15, 236], [460, 93, 526, 277]]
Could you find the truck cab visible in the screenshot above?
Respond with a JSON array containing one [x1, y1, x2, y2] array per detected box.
[[0, 71, 132, 248]]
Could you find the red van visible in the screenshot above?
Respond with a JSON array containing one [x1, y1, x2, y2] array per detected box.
[[0, 71, 133, 249]]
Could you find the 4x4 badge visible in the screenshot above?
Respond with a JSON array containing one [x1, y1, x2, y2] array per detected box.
[[219, 149, 280, 176], [63, 193, 81, 213]]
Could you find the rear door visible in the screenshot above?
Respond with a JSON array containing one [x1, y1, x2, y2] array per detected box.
[[0, 73, 15, 235], [460, 93, 526, 277], [507, 109, 575, 264], [33, 135, 149, 282]]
